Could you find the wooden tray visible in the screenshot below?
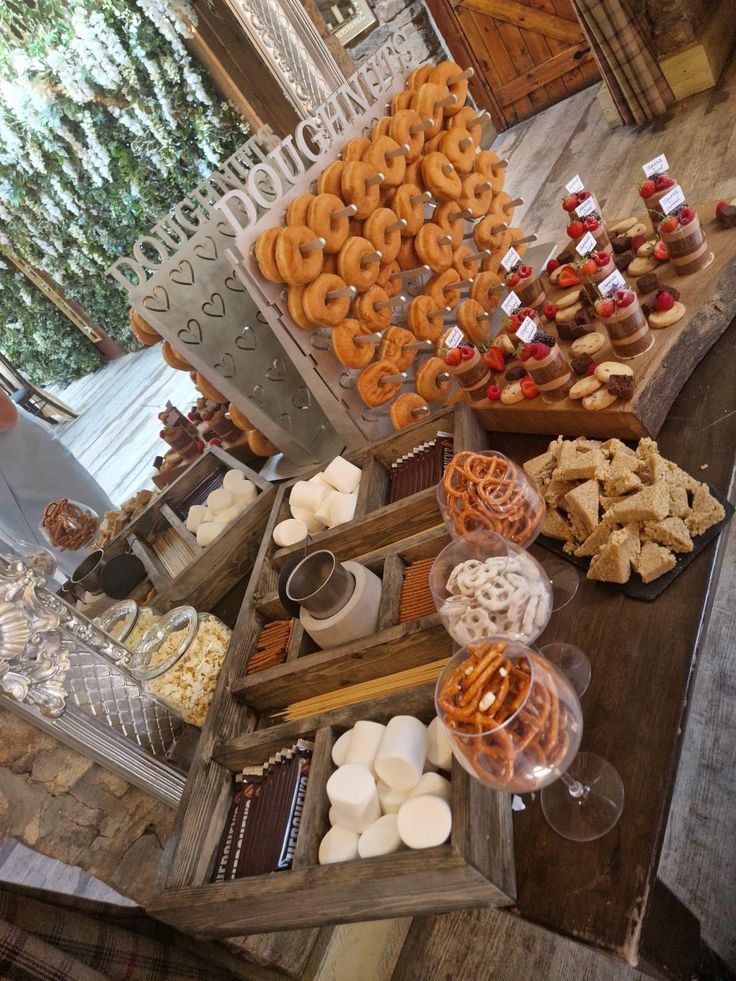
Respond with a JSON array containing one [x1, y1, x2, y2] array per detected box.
[[103, 446, 274, 612], [472, 205, 736, 439]]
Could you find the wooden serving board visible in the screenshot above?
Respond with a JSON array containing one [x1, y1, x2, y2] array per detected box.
[[472, 204, 736, 439]]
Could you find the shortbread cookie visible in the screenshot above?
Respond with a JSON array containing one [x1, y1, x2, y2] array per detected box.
[[627, 222, 648, 239], [569, 376, 601, 399], [583, 388, 618, 411], [500, 381, 524, 404], [570, 332, 606, 357], [648, 301, 686, 329], [627, 256, 658, 277], [595, 361, 633, 383], [607, 217, 638, 235], [636, 240, 656, 257], [555, 302, 583, 324], [556, 289, 582, 310]]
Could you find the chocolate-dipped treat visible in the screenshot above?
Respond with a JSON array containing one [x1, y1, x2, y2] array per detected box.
[[443, 344, 491, 402], [639, 171, 678, 227], [565, 212, 611, 255], [517, 337, 572, 403], [594, 288, 653, 359], [505, 263, 545, 309]]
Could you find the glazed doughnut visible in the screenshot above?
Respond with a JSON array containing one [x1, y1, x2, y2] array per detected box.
[[307, 193, 350, 254], [322, 253, 339, 275], [469, 270, 503, 311], [303, 273, 353, 326], [416, 356, 452, 403], [285, 193, 316, 226], [343, 136, 370, 161], [275, 225, 324, 285], [427, 268, 461, 308], [439, 128, 476, 174], [433, 201, 467, 249], [353, 284, 393, 331], [415, 222, 453, 272], [423, 132, 445, 154], [392, 183, 426, 236], [457, 298, 489, 344], [407, 65, 433, 89], [371, 116, 392, 140], [459, 173, 493, 218], [161, 340, 191, 371], [473, 214, 507, 251], [247, 429, 278, 457], [449, 107, 484, 146], [388, 109, 427, 163], [130, 309, 161, 345], [422, 152, 462, 202], [363, 136, 407, 187], [453, 244, 484, 278], [341, 161, 383, 219], [485, 229, 514, 274], [363, 208, 403, 263], [488, 191, 517, 226], [379, 325, 418, 371], [332, 319, 377, 369], [228, 403, 254, 431], [429, 61, 470, 116], [404, 158, 425, 190], [475, 150, 507, 194], [507, 226, 530, 257], [376, 259, 402, 298], [337, 236, 382, 292], [197, 372, 227, 403], [391, 90, 414, 114], [287, 284, 319, 329], [410, 83, 448, 139], [408, 295, 445, 342], [390, 393, 429, 430], [318, 160, 345, 197], [397, 236, 421, 271], [254, 227, 283, 283], [356, 358, 404, 407]]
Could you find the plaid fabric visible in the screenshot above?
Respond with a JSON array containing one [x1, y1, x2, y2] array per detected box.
[[572, 0, 674, 125], [0, 884, 236, 981]]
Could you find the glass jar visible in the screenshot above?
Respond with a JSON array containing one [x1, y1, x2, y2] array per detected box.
[[39, 499, 100, 552]]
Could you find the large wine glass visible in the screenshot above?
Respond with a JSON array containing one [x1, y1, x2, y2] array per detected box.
[[435, 637, 624, 840]]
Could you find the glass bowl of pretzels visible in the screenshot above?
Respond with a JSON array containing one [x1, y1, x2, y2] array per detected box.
[[40, 499, 100, 552], [429, 531, 552, 646], [437, 450, 545, 546]]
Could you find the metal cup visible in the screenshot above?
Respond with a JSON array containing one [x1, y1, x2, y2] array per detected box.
[[70, 549, 105, 594], [286, 550, 355, 620]]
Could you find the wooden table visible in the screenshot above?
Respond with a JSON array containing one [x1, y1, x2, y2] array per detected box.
[[391, 311, 736, 979]]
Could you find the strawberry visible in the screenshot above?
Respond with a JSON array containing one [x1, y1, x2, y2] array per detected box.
[[715, 200, 729, 218], [533, 343, 551, 360], [583, 215, 600, 231], [631, 233, 647, 251], [656, 174, 675, 190], [483, 348, 505, 372], [655, 291, 674, 312], [543, 303, 558, 320], [546, 258, 560, 274], [518, 264, 533, 279], [639, 179, 656, 198], [459, 345, 475, 361], [505, 272, 520, 287], [519, 342, 535, 361], [659, 216, 678, 234], [580, 258, 597, 277], [567, 220, 585, 239], [595, 297, 615, 318], [562, 194, 578, 212], [208, 437, 223, 447], [504, 314, 521, 334], [518, 307, 538, 320], [444, 348, 462, 366], [615, 288, 636, 309], [653, 239, 668, 261], [584, 361, 597, 377], [520, 376, 539, 398], [679, 207, 695, 226], [558, 265, 582, 288], [594, 251, 610, 267], [486, 384, 502, 401]]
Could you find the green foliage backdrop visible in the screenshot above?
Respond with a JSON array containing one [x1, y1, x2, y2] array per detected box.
[[0, 0, 249, 386]]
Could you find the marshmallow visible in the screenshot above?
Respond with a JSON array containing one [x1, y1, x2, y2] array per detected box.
[[289, 480, 325, 513], [427, 717, 454, 771], [206, 487, 233, 514], [314, 489, 341, 528], [331, 729, 353, 767], [196, 521, 225, 547], [344, 720, 386, 772], [397, 795, 452, 849], [358, 814, 402, 858], [322, 456, 362, 494], [408, 772, 452, 804], [326, 764, 381, 833], [216, 502, 245, 527], [327, 492, 358, 528], [374, 716, 428, 791], [185, 504, 206, 533], [222, 469, 245, 492], [376, 779, 411, 814], [272, 518, 308, 547], [230, 479, 257, 506], [329, 804, 378, 834], [318, 826, 359, 865], [309, 472, 332, 489], [290, 504, 325, 533]]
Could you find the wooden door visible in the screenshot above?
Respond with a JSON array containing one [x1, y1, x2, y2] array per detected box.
[[426, 0, 600, 130]]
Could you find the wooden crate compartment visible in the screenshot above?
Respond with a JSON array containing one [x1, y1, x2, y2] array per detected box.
[[102, 446, 275, 612], [150, 684, 515, 938]]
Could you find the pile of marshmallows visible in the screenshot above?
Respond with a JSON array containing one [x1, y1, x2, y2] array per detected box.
[[318, 715, 454, 864], [185, 469, 258, 547], [273, 456, 362, 548]]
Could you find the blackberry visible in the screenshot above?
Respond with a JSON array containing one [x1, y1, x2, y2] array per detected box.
[[533, 330, 556, 347]]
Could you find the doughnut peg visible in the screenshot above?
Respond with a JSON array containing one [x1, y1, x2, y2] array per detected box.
[[374, 293, 406, 310], [389, 264, 431, 282], [300, 236, 327, 254], [386, 143, 411, 159], [475, 181, 492, 195], [411, 191, 433, 205], [437, 371, 451, 384], [496, 159, 510, 169], [514, 233, 537, 245], [504, 197, 524, 212], [447, 207, 473, 222], [468, 111, 490, 128], [448, 278, 474, 290], [353, 331, 383, 346], [437, 234, 453, 247], [360, 250, 383, 267], [365, 172, 385, 187], [326, 285, 357, 300], [379, 371, 408, 386], [491, 223, 508, 234], [448, 66, 474, 85], [410, 118, 434, 134], [386, 218, 408, 233], [461, 248, 490, 265], [436, 93, 458, 110], [441, 163, 455, 177], [402, 338, 435, 351], [332, 203, 358, 220], [459, 137, 473, 151]]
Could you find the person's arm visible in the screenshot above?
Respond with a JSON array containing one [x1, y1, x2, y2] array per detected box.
[[0, 390, 20, 431]]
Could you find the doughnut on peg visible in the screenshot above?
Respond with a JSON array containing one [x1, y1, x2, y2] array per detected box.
[[504, 197, 524, 212], [411, 191, 433, 205], [300, 236, 326, 254], [459, 137, 473, 151], [513, 233, 537, 246], [436, 93, 458, 110], [360, 250, 382, 266], [386, 218, 407, 233], [446, 206, 472, 222], [402, 338, 435, 351], [441, 162, 455, 177], [365, 172, 385, 187], [374, 293, 406, 310], [332, 203, 358, 220], [379, 371, 408, 385], [410, 118, 434, 134], [448, 66, 474, 85], [386, 143, 411, 159], [389, 265, 431, 282], [326, 284, 357, 300]]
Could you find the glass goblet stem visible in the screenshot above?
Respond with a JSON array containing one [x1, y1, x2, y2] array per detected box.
[[560, 769, 586, 799]]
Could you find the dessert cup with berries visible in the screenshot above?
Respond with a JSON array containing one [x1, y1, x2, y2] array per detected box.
[[444, 345, 492, 402], [639, 172, 678, 229], [566, 213, 612, 255], [505, 264, 545, 309], [595, 289, 653, 359], [578, 251, 615, 303], [658, 207, 714, 276], [518, 339, 573, 403]]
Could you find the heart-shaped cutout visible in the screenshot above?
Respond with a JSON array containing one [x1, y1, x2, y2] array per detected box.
[[202, 292, 225, 318], [178, 319, 202, 345], [235, 326, 256, 351], [216, 219, 236, 239], [292, 386, 312, 409], [170, 260, 194, 286], [279, 413, 293, 431], [265, 358, 285, 382], [225, 274, 245, 293], [194, 236, 217, 261], [142, 285, 170, 312], [250, 385, 266, 408], [215, 352, 235, 378]]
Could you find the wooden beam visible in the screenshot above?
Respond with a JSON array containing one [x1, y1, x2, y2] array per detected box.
[[495, 46, 595, 104], [459, 0, 581, 45]]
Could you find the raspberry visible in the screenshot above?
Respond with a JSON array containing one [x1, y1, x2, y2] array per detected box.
[[459, 345, 475, 360], [485, 384, 502, 401], [520, 342, 535, 361], [533, 343, 551, 360], [655, 291, 674, 312], [585, 362, 597, 376]]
